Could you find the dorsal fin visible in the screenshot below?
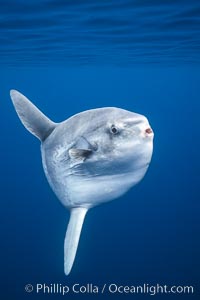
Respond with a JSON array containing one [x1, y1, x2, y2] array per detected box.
[[10, 90, 57, 141]]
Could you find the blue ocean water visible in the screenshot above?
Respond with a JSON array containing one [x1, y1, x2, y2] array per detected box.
[[0, 0, 200, 299]]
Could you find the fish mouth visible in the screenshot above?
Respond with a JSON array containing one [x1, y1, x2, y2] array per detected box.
[[145, 127, 153, 134], [145, 127, 154, 137]]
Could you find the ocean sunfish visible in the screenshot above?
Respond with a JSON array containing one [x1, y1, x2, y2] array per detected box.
[[10, 90, 154, 275]]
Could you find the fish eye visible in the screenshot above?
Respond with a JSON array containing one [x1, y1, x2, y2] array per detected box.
[[110, 124, 118, 135]]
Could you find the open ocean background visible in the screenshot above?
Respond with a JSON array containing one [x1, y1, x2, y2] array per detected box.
[[0, 0, 200, 299]]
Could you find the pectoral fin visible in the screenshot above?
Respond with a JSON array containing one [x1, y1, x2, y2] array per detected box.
[[69, 148, 92, 160], [69, 136, 97, 162]]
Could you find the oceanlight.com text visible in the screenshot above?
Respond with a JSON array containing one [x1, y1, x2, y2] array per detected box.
[[25, 283, 194, 296]]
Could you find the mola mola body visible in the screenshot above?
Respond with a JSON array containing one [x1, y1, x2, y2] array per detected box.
[[10, 90, 154, 275]]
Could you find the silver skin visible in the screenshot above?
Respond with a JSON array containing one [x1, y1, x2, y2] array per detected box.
[[10, 90, 154, 275], [42, 107, 153, 208]]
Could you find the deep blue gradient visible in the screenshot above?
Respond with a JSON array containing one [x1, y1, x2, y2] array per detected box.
[[0, 0, 200, 66], [0, 1, 200, 300]]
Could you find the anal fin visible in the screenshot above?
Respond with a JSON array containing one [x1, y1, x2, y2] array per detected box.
[[64, 207, 88, 275]]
